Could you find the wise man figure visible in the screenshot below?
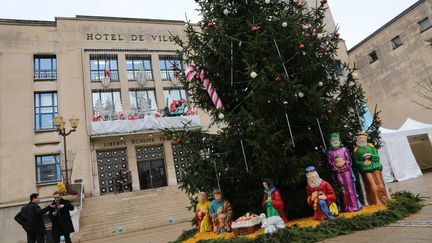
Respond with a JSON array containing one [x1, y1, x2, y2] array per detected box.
[[327, 132, 361, 212], [305, 166, 338, 221], [209, 189, 234, 234], [354, 131, 388, 205]]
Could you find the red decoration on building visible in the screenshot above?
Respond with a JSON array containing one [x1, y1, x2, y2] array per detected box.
[[375, 117, 382, 125]]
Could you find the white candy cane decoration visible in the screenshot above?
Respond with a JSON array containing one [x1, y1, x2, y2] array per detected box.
[[185, 65, 224, 109]]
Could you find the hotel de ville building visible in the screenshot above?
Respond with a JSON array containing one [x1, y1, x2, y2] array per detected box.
[[0, 15, 211, 203], [0, 2, 346, 241]]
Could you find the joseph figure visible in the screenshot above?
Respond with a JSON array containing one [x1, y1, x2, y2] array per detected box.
[[209, 189, 234, 233]]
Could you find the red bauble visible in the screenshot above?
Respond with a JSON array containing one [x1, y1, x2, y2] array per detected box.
[[299, 43, 305, 49], [251, 25, 258, 33], [297, 2, 303, 8], [207, 22, 215, 28], [375, 117, 382, 125], [332, 76, 337, 81], [275, 76, 282, 83], [325, 108, 333, 116], [175, 138, 182, 145], [335, 32, 340, 38], [321, 0, 327, 4]]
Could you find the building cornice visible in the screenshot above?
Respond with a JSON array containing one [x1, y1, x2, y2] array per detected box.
[[348, 0, 427, 53], [60, 15, 186, 25], [0, 18, 56, 27], [83, 48, 180, 53], [0, 15, 189, 27]]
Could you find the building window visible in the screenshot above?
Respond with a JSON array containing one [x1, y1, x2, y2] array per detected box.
[[159, 56, 181, 81], [92, 90, 122, 120], [391, 35, 403, 49], [34, 92, 58, 130], [164, 88, 188, 105], [129, 89, 157, 111], [90, 54, 119, 82], [419, 17, 432, 32], [126, 55, 153, 81], [368, 51, 378, 63], [34, 55, 57, 80], [36, 154, 61, 184]]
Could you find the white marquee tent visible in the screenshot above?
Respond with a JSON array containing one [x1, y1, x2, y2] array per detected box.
[[379, 118, 432, 182]]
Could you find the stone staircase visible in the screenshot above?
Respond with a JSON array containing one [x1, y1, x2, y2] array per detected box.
[[72, 186, 193, 242]]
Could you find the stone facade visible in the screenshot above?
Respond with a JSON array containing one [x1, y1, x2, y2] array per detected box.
[[348, 0, 432, 129], [0, 1, 343, 205], [0, 16, 215, 204]]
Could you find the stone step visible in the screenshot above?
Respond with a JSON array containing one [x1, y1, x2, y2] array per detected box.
[[82, 192, 187, 208], [77, 216, 192, 241], [81, 194, 189, 210], [83, 186, 182, 202], [79, 214, 192, 235], [73, 220, 192, 242], [75, 221, 192, 243], [80, 198, 190, 217], [76, 186, 193, 242], [80, 210, 192, 228]]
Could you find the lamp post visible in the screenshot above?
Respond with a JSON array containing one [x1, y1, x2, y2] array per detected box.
[[53, 115, 79, 192]]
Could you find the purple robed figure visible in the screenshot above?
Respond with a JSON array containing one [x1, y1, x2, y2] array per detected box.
[[327, 133, 361, 212]]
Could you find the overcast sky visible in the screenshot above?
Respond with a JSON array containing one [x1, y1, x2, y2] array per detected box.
[[0, 0, 419, 49]]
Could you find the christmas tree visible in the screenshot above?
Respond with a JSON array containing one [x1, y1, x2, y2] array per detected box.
[[168, 0, 381, 218]]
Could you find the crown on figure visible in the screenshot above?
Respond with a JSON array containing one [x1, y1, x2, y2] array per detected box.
[[356, 131, 368, 137]]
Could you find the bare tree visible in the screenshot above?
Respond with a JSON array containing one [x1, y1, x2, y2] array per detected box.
[[413, 78, 432, 110]]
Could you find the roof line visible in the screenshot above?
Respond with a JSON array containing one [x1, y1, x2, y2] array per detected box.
[[348, 0, 426, 53], [0, 18, 56, 27], [0, 15, 187, 27], [71, 15, 186, 24]]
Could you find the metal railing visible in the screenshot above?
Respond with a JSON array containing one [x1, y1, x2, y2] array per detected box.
[[90, 71, 119, 82], [34, 69, 57, 79]]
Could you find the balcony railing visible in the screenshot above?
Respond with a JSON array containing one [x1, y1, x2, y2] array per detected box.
[[91, 111, 201, 136], [34, 69, 57, 80], [91, 71, 119, 82], [127, 70, 153, 81], [160, 70, 176, 81], [92, 109, 159, 122]]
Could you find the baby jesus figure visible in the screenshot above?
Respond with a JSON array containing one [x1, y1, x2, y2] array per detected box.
[[235, 212, 257, 222]]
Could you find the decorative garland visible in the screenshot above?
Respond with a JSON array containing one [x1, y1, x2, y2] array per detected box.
[[171, 192, 422, 243]]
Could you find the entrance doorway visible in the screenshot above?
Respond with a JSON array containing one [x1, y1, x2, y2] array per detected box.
[[137, 160, 167, 189], [96, 148, 128, 195], [408, 134, 432, 171], [136, 145, 167, 190]]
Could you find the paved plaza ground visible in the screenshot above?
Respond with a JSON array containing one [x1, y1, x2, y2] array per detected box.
[[323, 172, 432, 243], [88, 172, 432, 243]]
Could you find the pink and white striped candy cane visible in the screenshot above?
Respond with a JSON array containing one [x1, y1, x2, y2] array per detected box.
[[185, 65, 224, 109], [185, 65, 197, 81]]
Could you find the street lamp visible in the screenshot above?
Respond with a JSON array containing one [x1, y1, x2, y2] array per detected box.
[[53, 115, 79, 192]]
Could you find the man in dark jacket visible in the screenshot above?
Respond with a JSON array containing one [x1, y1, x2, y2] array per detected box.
[[21, 193, 52, 243], [49, 191, 75, 243]]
